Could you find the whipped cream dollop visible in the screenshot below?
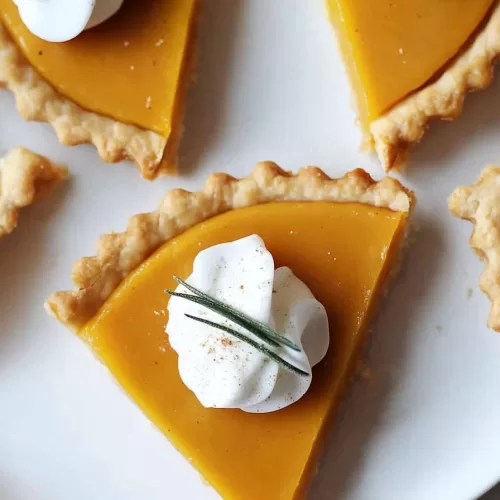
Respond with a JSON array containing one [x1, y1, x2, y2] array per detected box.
[[12, 0, 124, 42], [166, 235, 330, 413]]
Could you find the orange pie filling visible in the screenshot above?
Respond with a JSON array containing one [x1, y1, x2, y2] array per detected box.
[[0, 0, 198, 172], [326, 0, 495, 132], [79, 201, 409, 499]]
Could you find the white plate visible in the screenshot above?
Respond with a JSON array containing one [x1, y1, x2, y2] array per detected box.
[[1, 1, 500, 499]]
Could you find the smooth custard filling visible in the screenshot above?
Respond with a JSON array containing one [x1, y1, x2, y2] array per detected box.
[[326, 0, 495, 130], [0, 0, 197, 137], [81, 201, 407, 500]]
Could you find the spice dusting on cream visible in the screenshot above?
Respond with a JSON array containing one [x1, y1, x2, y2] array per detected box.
[[165, 235, 330, 413]]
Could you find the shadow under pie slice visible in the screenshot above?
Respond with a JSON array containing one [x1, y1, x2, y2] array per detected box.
[[326, 0, 500, 171], [0, 147, 68, 238], [45, 163, 415, 499], [0, 0, 198, 179]]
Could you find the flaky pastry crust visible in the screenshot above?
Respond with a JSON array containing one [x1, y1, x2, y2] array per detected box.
[[449, 166, 500, 331], [45, 161, 415, 331], [0, 23, 169, 180], [371, 1, 500, 171], [0, 147, 67, 238]]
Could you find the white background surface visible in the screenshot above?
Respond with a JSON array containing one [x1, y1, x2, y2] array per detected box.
[[1, 1, 500, 499]]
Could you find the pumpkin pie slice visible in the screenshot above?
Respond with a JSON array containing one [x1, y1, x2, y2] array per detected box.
[[0, 147, 67, 238], [0, 0, 198, 179], [449, 167, 500, 332], [45, 163, 415, 499], [327, 0, 500, 170]]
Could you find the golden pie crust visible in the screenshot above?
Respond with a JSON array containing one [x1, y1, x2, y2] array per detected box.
[[0, 24, 169, 179], [0, 147, 67, 238], [449, 166, 500, 332], [45, 161, 415, 330], [371, 2, 500, 171]]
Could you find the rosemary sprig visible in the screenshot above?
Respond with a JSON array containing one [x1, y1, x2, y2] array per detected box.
[[164, 276, 308, 377], [184, 314, 309, 377], [169, 276, 301, 352], [165, 290, 279, 348]]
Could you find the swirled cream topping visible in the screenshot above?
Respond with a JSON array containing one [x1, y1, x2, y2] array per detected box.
[[166, 235, 330, 413], [12, 0, 124, 42]]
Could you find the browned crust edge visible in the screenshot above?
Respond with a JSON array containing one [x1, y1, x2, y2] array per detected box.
[[0, 147, 68, 238], [45, 161, 415, 330], [449, 166, 500, 331], [371, 1, 500, 171], [0, 19, 190, 180]]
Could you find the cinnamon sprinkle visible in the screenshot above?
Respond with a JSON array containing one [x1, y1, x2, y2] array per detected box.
[[220, 337, 233, 347]]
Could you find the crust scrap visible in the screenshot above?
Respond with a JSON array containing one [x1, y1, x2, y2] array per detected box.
[[45, 162, 415, 330], [0, 147, 68, 238], [371, 1, 500, 171], [449, 166, 500, 331], [0, 23, 168, 180]]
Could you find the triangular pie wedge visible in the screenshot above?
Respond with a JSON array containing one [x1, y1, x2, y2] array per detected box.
[[449, 166, 500, 332], [327, 0, 500, 171], [0, 0, 198, 179], [0, 147, 67, 238], [45, 163, 415, 499]]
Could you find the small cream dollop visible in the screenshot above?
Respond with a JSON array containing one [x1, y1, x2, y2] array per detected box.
[[166, 235, 329, 414], [12, 0, 124, 42]]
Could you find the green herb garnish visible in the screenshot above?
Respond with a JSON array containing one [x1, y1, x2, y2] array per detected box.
[[169, 276, 301, 351], [184, 314, 308, 377], [165, 276, 308, 377]]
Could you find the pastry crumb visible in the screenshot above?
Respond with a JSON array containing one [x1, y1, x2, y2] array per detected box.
[[436, 325, 443, 333], [200, 474, 211, 486], [466, 288, 473, 299], [123, 40, 130, 47], [145, 96, 152, 109], [155, 39, 165, 47], [356, 360, 372, 381]]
